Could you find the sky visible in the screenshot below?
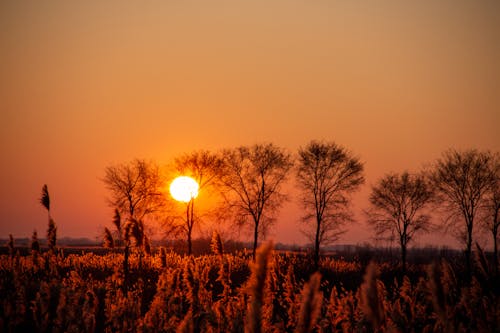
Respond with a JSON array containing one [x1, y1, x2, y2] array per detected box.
[[1, 1, 499, 248]]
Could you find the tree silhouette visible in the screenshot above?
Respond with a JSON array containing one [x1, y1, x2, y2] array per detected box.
[[430, 149, 497, 274], [172, 150, 223, 255], [103, 159, 165, 248], [220, 143, 293, 259], [480, 155, 500, 274], [103, 159, 166, 224], [368, 172, 433, 272], [296, 141, 364, 268], [103, 159, 165, 286]]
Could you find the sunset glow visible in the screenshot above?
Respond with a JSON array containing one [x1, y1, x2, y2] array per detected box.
[[170, 176, 199, 203], [0, 2, 499, 330], [0, 1, 498, 248]]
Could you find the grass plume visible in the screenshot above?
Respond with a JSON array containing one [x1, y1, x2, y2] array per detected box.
[[40, 184, 50, 213], [245, 241, 273, 333], [211, 230, 224, 257], [47, 218, 57, 253], [295, 272, 322, 333], [360, 262, 385, 330], [103, 228, 114, 248]]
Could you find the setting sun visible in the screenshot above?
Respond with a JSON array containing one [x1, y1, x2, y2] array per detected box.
[[1, 1, 499, 330], [169, 176, 199, 202]]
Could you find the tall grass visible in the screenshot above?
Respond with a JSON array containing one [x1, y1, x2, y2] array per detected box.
[[359, 261, 386, 331], [295, 272, 322, 333], [0, 243, 499, 332], [245, 241, 273, 333]]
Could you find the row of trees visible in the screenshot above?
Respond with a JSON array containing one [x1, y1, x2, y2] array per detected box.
[[102, 142, 499, 272]]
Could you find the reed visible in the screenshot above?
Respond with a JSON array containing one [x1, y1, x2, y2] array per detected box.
[[245, 241, 273, 333], [295, 272, 322, 333]]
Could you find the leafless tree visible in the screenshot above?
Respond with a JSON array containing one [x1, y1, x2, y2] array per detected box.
[[430, 149, 497, 273], [220, 143, 293, 259], [171, 150, 223, 255], [480, 155, 500, 274], [103, 159, 166, 224], [103, 159, 166, 286], [368, 172, 433, 271], [296, 141, 364, 267]]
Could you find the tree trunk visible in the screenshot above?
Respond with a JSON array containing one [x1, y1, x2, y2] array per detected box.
[[187, 200, 193, 256], [493, 226, 498, 276], [466, 224, 473, 276], [314, 218, 321, 269], [401, 242, 407, 273], [252, 222, 259, 261]]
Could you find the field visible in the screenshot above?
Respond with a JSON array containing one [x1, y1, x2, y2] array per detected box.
[[0, 244, 499, 333]]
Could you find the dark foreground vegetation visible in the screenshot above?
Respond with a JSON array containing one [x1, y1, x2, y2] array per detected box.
[[1, 244, 499, 333]]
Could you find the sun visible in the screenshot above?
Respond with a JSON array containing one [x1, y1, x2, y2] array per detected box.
[[170, 176, 199, 202]]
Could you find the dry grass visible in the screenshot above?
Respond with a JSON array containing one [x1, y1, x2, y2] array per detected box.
[[0, 244, 499, 332]]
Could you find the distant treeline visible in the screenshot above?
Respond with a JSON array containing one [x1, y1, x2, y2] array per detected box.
[[1, 236, 465, 265]]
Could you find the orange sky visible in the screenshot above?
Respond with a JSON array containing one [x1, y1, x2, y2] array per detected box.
[[1, 1, 499, 248]]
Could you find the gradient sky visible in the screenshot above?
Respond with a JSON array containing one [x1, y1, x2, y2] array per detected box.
[[1, 1, 499, 248]]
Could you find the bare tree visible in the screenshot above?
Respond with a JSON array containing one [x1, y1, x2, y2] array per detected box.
[[220, 143, 293, 259], [296, 141, 364, 267], [174, 150, 223, 190], [103, 159, 165, 224], [103, 159, 166, 286], [368, 172, 433, 271], [430, 149, 497, 273], [171, 150, 223, 255], [480, 155, 500, 274]]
